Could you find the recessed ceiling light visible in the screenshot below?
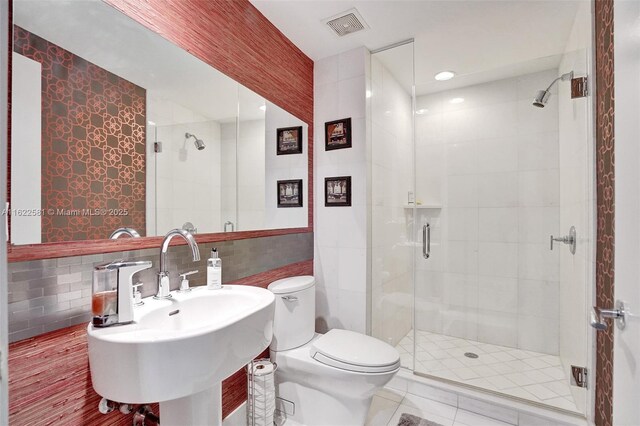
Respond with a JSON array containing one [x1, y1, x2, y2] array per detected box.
[[449, 97, 464, 104], [259, 105, 266, 111], [435, 71, 456, 81], [416, 109, 428, 115], [366, 90, 372, 98]]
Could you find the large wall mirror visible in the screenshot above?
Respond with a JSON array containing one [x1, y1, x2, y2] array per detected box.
[[10, 0, 309, 249]]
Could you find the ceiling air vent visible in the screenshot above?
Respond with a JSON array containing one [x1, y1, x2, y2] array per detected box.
[[325, 9, 368, 37]]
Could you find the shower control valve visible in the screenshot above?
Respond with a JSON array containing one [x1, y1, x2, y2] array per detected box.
[[550, 226, 576, 255]]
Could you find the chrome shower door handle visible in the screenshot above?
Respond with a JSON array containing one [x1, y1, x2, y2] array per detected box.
[[590, 301, 626, 331], [423, 223, 430, 259]]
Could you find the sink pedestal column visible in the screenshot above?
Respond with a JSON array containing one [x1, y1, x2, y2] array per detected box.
[[160, 383, 222, 426]]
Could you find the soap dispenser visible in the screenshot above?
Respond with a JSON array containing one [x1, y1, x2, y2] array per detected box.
[[92, 260, 152, 327], [207, 248, 222, 289]]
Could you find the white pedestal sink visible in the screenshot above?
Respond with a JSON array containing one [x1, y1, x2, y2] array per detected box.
[[87, 285, 275, 425]]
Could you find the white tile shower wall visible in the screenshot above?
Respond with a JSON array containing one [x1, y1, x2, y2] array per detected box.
[[155, 121, 221, 234], [264, 101, 307, 230], [370, 54, 413, 346], [314, 47, 369, 334], [220, 121, 238, 230], [557, 1, 592, 414], [147, 95, 222, 235], [414, 69, 561, 354], [237, 118, 266, 231]]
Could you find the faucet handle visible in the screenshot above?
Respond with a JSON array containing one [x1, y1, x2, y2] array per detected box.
[[179, 270, 198, 279], [178, 270, 198, 292], [132, 283, 144, 306]]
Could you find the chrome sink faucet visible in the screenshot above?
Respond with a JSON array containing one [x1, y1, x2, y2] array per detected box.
[[109, 227, 141, 239], [156, 229, 200, 299]]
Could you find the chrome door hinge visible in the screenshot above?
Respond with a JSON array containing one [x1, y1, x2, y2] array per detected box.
[[570, 366, 588, 388], [153, 141, 162, 153]]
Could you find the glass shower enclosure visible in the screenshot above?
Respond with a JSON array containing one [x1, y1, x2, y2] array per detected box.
[[370, 3, 594, 415]]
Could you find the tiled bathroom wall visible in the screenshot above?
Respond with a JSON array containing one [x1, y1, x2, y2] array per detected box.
[[414, 69, 562, 354], [220, 121, 239, 229], [314, 47, 369, 334], [154, 117, 222, 235], [237, 118, 266, 230], [146, 94, 225, 236], [7, 232, 313, 342], [264, 101, 309, 230]]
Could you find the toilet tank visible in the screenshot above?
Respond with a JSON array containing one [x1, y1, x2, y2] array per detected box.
[[268, 276, 315, 351]]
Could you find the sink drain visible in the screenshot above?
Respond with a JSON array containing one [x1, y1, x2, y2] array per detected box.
[[464, 352, 479, 359]]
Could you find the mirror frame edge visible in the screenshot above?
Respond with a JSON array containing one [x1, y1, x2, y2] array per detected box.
[[7, 0, 314, 262]]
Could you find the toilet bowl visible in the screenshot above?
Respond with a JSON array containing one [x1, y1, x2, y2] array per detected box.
[[268, 276, 400, 426]]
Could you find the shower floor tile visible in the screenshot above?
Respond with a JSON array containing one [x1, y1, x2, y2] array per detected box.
[[395, 330, 580, 414]]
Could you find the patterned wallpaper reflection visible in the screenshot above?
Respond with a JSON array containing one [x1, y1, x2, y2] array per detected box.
[[13, 26, 146, 242]]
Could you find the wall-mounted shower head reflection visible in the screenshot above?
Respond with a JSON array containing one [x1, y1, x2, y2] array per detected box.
[[532, 71, 574, 108], [185, 132, 206, 150]]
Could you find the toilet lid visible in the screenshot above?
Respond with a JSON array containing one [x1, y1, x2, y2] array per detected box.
[[268, 276, 315, 294], [311, 329, 401, 374]]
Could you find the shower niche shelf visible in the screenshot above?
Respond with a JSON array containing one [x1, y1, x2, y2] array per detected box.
[[403, 205, 442, 209]]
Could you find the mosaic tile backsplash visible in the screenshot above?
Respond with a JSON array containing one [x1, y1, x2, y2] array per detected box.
[[8, 232, 313, 342]]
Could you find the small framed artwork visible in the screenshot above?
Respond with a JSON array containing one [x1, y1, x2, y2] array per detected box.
[[325, 176, 352, 207], [277, 179, 303, 208], [325, 118, 352, 151], [276, 126, 303, 155]]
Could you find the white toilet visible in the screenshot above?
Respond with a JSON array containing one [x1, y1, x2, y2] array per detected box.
[[268, 276, 400, 426]]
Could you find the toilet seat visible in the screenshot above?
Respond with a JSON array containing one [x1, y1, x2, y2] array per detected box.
[[310, 329, 401, 374]]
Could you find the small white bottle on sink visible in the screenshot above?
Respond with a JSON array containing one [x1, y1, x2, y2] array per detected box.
[[207, 248, 222, 289]]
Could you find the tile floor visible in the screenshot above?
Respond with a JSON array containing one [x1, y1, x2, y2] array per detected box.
[[395, 330, 579, 413], [366, 387, 514, 426]]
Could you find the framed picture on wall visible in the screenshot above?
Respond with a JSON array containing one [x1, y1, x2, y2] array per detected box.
[[277, 179, 303, 208], [324, 176, 351, 207], [276, 126, 303, 155], [325, 118, 352, 151]]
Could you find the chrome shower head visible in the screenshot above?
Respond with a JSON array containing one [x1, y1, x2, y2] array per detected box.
[[532, 71, 574, 108], [194, 138, 205, 150], [533, 90, 551, 108], [185, 132, 206, 150]]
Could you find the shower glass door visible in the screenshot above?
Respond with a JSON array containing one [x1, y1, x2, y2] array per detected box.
[[370, 2, 593, 417], [370, 41, 416, 371]]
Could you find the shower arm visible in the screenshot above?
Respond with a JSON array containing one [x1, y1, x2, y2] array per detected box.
[[183, 132, 199, 150], [544, 71, 574, 92]]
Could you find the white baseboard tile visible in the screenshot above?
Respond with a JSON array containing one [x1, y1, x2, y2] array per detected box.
[[394, 369, 588, 426], [457, 395, 519, 425], [406, 379, 458, 408], [518, 412, 588, 426], [386, 374, 409, 393]]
